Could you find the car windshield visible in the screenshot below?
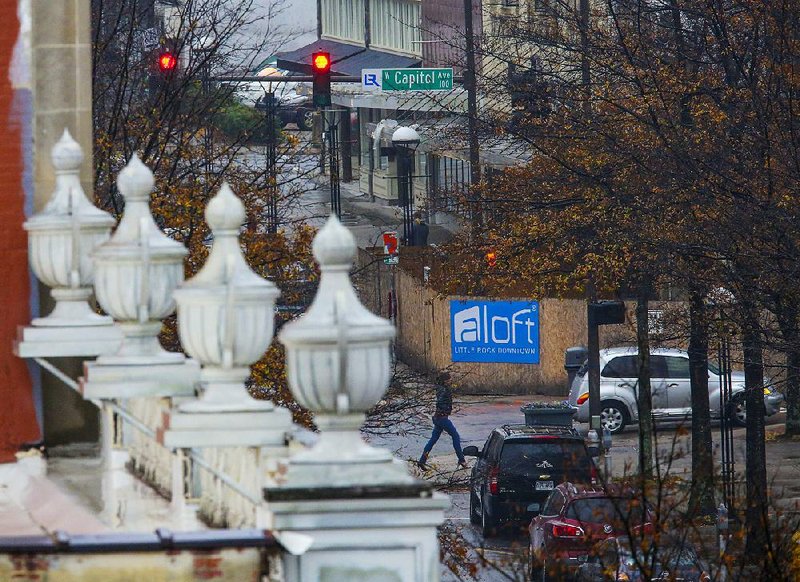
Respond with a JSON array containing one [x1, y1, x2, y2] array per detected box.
[[566, 497, 646, 525], [576, 362, 589, 377], [708, 362, 721, 375], [500, 441, 590, 475]]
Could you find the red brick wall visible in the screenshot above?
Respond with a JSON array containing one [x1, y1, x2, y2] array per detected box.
[[0, 1, 40, 462]]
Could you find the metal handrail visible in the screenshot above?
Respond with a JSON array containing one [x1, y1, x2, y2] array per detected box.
[[32, 357, 261, 510]]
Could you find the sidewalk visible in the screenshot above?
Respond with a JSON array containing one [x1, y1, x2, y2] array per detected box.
[[314, 173, 461, 246], [0, 448, 204, 538]]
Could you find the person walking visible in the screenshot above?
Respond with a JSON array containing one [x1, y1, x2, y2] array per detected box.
[[418, 373, 468, 470], [412, 213, 429, 246]]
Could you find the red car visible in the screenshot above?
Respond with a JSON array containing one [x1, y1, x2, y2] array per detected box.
[[528, 483, 654, 581]]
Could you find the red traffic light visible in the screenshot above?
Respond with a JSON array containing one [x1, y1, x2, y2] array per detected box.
[[312, 52, 331, 73], [158, 51, 177, 72]]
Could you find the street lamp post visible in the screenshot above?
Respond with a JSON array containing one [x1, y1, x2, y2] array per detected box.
[[391, 126, 420, 246]]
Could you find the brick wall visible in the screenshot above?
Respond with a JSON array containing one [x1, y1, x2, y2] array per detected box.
[[0, 0, 39, 461]]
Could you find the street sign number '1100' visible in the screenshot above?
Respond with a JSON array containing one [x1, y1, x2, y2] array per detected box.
[[362, 68, 453, 92]]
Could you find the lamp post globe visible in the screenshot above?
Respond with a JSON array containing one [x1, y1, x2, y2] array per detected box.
[[391, 126, 420, 150], [391, 126, 421, 246]]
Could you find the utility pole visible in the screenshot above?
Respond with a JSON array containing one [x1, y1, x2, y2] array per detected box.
[[463, 0, 481, 226], [579, 0, 591, 115]]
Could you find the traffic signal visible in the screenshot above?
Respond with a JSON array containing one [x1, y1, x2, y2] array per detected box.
[[158, 50, 177, 74], [486, 250, 497, 268], [311, 51, 331, 107]]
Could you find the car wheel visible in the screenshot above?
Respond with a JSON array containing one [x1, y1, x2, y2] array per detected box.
[[600, 400, 629, 434], [469, 489, 480, 525], [480, 492, 496, 538], [730, 394, 747, 427], [296, 108, 314, 131]]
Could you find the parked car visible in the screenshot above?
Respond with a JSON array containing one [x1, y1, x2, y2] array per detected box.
[[465, 424, 596, 538], [528, 483, 654, 581], [568, 347, 784, 434], [575, 536, 711, 581], [234, 70, 315, 131]]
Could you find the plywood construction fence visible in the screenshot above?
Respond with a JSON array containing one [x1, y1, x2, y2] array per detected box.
[[394, 272, 594, 395]]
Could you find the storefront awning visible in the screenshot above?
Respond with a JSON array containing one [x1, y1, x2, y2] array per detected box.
[[276, 39, 421, 76]]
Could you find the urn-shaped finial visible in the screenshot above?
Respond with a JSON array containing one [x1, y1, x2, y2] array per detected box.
[[174, 183, 280, 412], [278, 215, 409, 486], [92, 154, 188, 364], [24, 129, 116, 328]]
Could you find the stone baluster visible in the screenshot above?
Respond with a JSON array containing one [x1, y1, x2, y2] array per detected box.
[[265, 215, 448, 581], [80, 154, 199, 399], [15, 129, 121, 357]]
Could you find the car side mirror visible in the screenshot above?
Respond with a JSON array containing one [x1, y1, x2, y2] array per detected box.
[[463, 445, 480, 457]]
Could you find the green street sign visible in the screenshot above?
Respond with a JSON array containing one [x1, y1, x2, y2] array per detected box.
[[380, 68, 453, 91]]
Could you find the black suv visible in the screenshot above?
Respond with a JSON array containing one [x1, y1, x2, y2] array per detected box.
[[465, 424, 596, 537]]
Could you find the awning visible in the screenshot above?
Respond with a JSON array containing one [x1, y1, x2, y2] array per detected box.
[[276, 39, 421, 76]]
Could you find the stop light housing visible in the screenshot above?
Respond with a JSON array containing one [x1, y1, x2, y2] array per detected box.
[[311, 51, 331, 107], [158, 50, 177, 74]]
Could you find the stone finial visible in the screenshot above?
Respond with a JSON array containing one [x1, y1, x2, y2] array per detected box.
[[174, 183, 279, 412], [117, 154, 156, 203], [91, 154, 188, 364], [278, 214, 407, 487], [20, 128, 117, 332], [205, 182, 245, 234], [312, 214, 357, 270], [51, 129, 83, 172]]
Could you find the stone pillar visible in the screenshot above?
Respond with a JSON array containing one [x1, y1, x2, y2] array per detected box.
[[31, 0, 93, 209], [265, 215, 448, 581], [31, 0, 96, 445]]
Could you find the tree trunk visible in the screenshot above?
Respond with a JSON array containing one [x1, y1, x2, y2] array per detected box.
[[635, 287, 654, 481], [785, 345, 800, 437], [741, 316, 769, 565], [688, 287, 715, 517], [776, 303, 800, 437]]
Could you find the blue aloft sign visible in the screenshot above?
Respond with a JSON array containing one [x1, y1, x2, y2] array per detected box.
[[450, 300, 540, 364]]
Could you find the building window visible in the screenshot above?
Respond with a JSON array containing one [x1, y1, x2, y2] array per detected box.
[[321, 0, 365, 43], [370, 0, 421, 55]]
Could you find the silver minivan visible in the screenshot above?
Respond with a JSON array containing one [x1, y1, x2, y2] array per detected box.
[[568, 347, 784, 433]]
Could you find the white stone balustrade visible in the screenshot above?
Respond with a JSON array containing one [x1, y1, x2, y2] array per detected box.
[[278, 214, 411, 487], [15, 129, 121, 357], [80, 155, 199, 399], [174, 183, 280, 412]]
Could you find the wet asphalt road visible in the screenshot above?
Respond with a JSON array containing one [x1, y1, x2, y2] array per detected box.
[[365, 395, 787, 581]]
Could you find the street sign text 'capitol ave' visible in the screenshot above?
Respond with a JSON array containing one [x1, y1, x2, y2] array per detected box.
[[450, 300, 539, 364], [362, 68, 453, 92]]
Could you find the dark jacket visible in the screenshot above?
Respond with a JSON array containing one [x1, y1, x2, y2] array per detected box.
[[412, 221, 429, 246], [434, 385, 453, 417]]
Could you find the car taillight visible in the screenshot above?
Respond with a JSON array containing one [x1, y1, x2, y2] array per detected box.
[[590, 462, 598, 485], [489, 465, 500, 495], [551, 523, 584, 537], [577, 392, 590, 405]]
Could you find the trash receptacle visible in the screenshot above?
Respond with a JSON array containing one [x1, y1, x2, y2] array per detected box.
[[521, 404, 577, 427], [565, 346, 588, 391]]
